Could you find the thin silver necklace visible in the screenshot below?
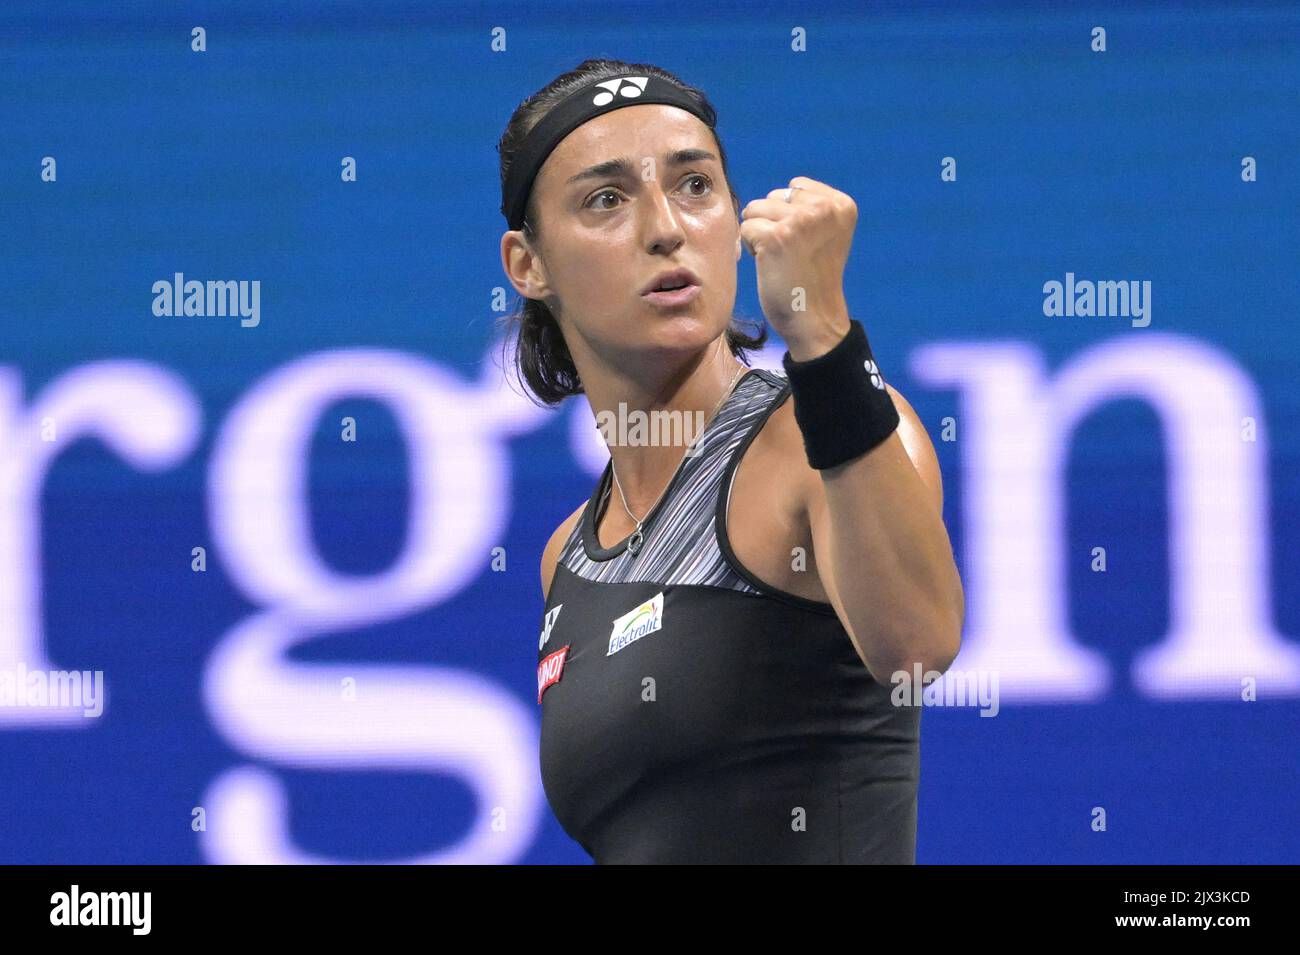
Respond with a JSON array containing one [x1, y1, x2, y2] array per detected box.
[[608, 362, 749, 557]]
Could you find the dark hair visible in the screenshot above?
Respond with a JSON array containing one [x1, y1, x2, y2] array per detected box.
[[496, 58, 767, 406]]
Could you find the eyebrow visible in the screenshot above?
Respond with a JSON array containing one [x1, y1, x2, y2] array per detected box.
[[565, 148, 718, 187]]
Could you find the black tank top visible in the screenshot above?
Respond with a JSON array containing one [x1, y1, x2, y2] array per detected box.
[[536, 368, 921, 864]]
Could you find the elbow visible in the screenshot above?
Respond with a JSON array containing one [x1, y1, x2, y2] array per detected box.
[[877, 609, 963, 682], [930, 601, 964, 675], [921, 580, 965, 676], [934, 595, 965, 674], [926, 630, 962, 677]]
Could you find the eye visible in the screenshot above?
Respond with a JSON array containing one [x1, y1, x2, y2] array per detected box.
[[682, 173, 712, 197], [583, 188, 623, 211]]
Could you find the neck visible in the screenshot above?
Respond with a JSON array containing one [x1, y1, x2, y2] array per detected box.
[[582, 337, 746, 517]]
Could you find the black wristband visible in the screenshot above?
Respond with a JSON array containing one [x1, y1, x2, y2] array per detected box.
[[781, 319, 900, 469]]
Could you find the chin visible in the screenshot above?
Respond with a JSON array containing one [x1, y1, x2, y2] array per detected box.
[[638, 313, 719, 351]]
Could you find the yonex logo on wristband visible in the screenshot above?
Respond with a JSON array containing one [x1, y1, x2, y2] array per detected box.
[[591, 76, 648, 106], [863, 359, 885, 390]]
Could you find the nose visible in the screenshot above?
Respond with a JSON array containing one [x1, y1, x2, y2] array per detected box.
[[641, 184, 687, 255]]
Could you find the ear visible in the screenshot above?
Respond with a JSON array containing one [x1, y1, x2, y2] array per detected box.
[[500, 230, 550, 299]]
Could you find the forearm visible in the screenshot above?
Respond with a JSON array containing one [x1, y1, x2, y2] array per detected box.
[[784, 309, 964, 680], [819, 433, 964, 680]]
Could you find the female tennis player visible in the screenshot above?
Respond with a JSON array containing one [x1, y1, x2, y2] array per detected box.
[[498, 59, 964, 864]]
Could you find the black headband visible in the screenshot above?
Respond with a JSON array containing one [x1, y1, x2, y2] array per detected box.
[[500, 73, 717, 231]]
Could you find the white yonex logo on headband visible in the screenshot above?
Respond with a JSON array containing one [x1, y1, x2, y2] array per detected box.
[[591, 76, 649, 106], [864, 359, 885, 390]]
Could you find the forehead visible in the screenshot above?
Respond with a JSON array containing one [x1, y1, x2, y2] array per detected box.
[[536, 103, 717, 189]]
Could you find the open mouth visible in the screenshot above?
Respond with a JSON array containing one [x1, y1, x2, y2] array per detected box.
[[642, 283, 701, 306], [641, 268, 702, 306]]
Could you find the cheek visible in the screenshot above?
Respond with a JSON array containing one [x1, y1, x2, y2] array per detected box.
[[556, 241, 625, 303], [702, 219, 739, 282], [707, 208, 738, 253]]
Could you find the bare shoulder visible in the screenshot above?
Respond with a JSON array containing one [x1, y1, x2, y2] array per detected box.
[[540, 499, 587, 601]]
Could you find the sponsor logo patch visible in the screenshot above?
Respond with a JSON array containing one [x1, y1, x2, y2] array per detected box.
[[607, 592, 665, 656], [537, 645, 570, 703]]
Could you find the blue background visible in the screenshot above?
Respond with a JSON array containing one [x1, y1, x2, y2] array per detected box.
[[1, 0, 1296, 863]]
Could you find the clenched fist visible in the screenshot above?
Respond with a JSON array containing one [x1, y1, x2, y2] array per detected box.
[[740, 176, 857, 361]]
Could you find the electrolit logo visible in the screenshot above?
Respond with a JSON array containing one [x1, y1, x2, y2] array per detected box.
[[607, 592, 665, 656]]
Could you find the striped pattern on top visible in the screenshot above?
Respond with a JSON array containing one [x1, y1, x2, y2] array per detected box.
[[558, 367, 789, 591]]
